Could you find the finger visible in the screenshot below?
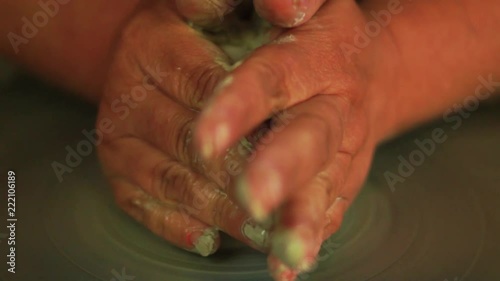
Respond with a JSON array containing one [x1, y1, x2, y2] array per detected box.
[[322, 154, 352, 238], [254, 0, 328, 27], [175, 0, 246, 27], [194, 0, 362, 159], [268, 256, 299, 281], [115, 90, 250, 192], [269, 175, 328, 270], [108, 2, 229, 112], [324, 144, 373, 239], [236, 95, 349, 221], [99, 137, 271, 251], [267, 156, 353, 278], [110, 177, 221, 256], [268, 149, 361, 275]]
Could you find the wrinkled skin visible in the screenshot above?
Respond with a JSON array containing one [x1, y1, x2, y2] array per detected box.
[[194, 0, 397, 278], [97, 1, 263, 256], [97, 0, 395, 279], [176, 0, 330, 28]]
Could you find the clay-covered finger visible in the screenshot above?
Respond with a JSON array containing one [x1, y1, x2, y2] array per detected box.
[[118, 91, 250, 192], [193, 32, 355, 159], [235, 95, 348, 221], [267, 256, 299, 281], [323, 145, 373, 238], [110, 177, 221, 256], [321, 154, 352, 237], [269, 175, 329, 271], [254, 0, 328, 27], [193, 0, 365, 159], [99, 137, 270, 251]]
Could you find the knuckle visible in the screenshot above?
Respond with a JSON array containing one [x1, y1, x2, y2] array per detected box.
[[316, 172, 334, 192], [151, 159, 187, 200], [173, 116, 195, 163], [252, 58, 292, 106], [183, 64, 223, 108], [151, 159, 209, 213], [191, 183, 212, 212], [173, 174, 196, 205], [145, 105, 195, 163], [206, 0, 227, 19]]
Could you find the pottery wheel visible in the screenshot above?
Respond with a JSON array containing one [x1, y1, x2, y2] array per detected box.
[[1, 43, 500, 281]]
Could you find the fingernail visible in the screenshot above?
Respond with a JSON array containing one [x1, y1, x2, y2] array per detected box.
[[288, 0, 307, 27], [190, 228, 218, 257], [242, 219, 270, 249], [291, 11, 306, 26], [271, 230, 305, 269], [271, 263, 298, 281]]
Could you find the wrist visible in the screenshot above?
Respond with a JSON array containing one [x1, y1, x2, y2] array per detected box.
[[360, 0, 500, 145], [1, 0, 143, 103], [353, 5, 404, 145]]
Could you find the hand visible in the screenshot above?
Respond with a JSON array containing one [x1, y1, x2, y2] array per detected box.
[[97, 1, 273, 257], [193, 0, 397, 277], [175, 0, 329, 28]]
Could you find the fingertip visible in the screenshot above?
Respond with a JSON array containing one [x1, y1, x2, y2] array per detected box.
[[195, 121, 231, 160], [268, 255, 299, 281], [271, 230, 305, 268], [194, 76, 239, 160], [254, 0, 310, 28], [236, 176, 268, 222], [237, 167, 285, 223], [188, 228, 221, 257]]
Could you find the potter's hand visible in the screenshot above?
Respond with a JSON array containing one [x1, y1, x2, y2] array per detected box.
[[175, 0, 327, 28], [194, 0, 394, 277], [97, 1, 271, 257]]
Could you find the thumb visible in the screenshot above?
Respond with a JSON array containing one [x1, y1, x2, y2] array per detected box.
[[254, 0, 328, 27], [175, 0, 246, 26]]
